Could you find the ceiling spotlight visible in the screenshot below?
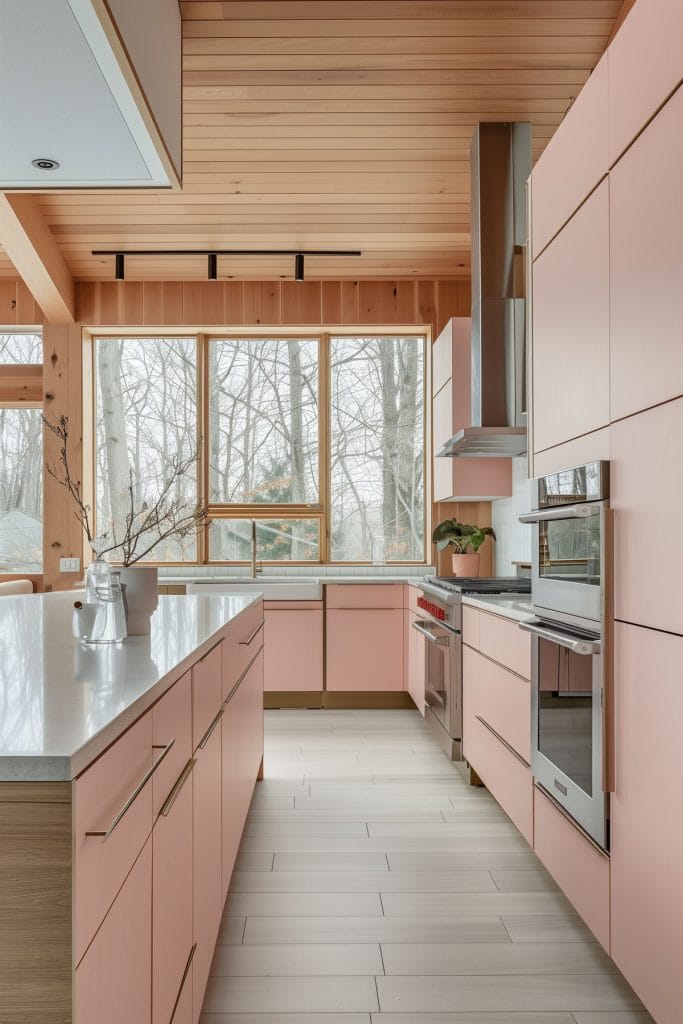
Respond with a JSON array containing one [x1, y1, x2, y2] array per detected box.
[[32, 158, 60, 170], [294, 253, 304, 281], [115, 254, 125, 281], [208, 253, 218, 280]]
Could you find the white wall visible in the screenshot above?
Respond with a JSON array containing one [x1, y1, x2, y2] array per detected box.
[[491, 456, 533, 575]]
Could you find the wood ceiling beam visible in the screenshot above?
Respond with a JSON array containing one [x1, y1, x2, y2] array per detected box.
[[0, 193, 75, 323]]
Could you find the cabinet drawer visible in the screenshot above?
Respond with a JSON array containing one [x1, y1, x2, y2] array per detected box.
[[464, 645, 530, 762], [152, 670, 192, 819], [326, 584, 404, 609], [534, 786, 610, 952], [74, 713, 153, 963], [192, 642, 222, 751], [463, 683, 533, 845], [74, 839, 152, 1024], [405, 584, 422, 616], [479, 611, 530, 680], [223, 600, 264, 698], [462, 605, 479, 650]]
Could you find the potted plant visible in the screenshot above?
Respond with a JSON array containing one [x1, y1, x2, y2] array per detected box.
[[431, 518, 495, 577], [45, 416, 209, 634]]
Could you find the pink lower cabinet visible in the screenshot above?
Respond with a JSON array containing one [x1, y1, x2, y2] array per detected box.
[[533, 787, 610, 952], [610, 622, 683, 1024], [192, 642, 223, 750], [264, 601, 323, 692], [462, 645, 533, 844], [405, 610, 425, 714], [192, 711, 223, 1024], [326, 608, 404, 691], [152, 674, 194, 1024], [74, 840, 152, 1024]]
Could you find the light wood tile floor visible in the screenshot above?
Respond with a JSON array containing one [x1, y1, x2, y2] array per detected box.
[[201, 709, 652, 1024]]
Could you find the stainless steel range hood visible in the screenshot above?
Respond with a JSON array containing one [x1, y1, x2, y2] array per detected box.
[[439, 122, 531, 458]]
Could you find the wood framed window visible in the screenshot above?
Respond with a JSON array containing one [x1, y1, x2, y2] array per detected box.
[[90, 329, 427, 565]]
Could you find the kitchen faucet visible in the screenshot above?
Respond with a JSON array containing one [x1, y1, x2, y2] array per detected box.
[[250, 520, 262, 578]]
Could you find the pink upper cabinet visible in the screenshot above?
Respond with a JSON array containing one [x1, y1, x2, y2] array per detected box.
[[532, 180, 610, 453], [531, 55, 609, 258], [610, 84, 683, 421], [608, 0, 683, 164], [611, 622, 683, 1023], [611, 397, 683, 636]]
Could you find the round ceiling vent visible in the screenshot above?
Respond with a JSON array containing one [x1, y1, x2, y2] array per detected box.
[[31, 158, 60, 170]]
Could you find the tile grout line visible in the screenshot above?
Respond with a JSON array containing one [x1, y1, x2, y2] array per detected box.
[[499, 914, 515, 943]]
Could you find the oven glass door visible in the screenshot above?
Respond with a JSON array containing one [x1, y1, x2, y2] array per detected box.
[[538, 514, 601, 588], [414, 619, 455, 731]]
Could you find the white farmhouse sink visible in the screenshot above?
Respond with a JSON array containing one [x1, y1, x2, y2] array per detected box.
[[187, 578, 322, 600]]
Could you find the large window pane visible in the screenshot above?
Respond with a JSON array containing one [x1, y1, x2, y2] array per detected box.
[[210, 519, 319, 562], [95, 338, 198, 561], [0, 408, 42, 571], [330, 335, 424, 562], [0, 332, 42, 364], [209, 338, 319, 505]]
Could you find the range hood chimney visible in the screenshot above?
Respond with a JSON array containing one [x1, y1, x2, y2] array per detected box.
[[439, 122, 531, 458]]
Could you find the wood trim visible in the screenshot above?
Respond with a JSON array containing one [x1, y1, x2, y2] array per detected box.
[[0, 196, 74, 324], [606, 0, 637, 44], [0, 787, 72, 1023], [0, 364, 42, 404], [322, 690, 414, 709], [264, 691, 323, 709]]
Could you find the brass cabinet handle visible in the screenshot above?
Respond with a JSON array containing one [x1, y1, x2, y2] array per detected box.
[[197, 707, 224, 750], [474, 715, 530, 768], [159, 757, 196, 818], [169, 942, 197, 1023], [239, 620, 264, 646], [86, 738, 176, 841], [224, 643, 264, 708]]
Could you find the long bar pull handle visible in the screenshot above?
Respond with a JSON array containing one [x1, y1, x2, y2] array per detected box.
[[159, 757, 196, 818], [85, 738, 175, 841], [519, 502, 600, 524], [169, 942, 197, 1024], [197, 707, 224, 750], [239, 620, 265, 646], [519, 619, 601, 656], [224, 644, 264, 708], [412, 620, 452, 646]]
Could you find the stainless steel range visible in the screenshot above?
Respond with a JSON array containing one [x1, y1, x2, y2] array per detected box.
[[415, 576, 531, 759]]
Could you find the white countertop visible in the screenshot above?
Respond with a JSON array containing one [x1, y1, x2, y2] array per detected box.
[[0, 591, 261, 783], [462, 594, 534, 623], [163, 574, 426, 586]]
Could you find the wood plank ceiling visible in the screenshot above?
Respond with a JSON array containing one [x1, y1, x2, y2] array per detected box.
[[1, 1, 621, 282]]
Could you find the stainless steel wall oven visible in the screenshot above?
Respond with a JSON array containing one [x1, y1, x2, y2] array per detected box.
[[519, 461, 611, 849]]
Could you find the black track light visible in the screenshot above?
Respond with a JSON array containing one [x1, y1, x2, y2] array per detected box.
[[294, 253, 304, 281], [208, 253, 218, 280], [115, 253, 125, 281]]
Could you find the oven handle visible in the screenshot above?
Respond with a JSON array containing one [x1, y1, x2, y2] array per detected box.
[[519, 503, 600, 524], [519, 619, 601, 656], [412, 620, 452, 646]]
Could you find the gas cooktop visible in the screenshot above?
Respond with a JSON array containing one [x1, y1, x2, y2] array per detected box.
[[424, 576, 531, 596]]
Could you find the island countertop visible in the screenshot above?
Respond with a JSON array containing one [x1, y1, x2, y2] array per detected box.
[[0, 591, 262, 782]]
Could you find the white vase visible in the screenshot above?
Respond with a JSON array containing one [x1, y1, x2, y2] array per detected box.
[[118, 566, 159, 635]]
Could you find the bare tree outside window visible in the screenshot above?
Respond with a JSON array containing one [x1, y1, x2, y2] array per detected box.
[[330, 336, 424, 562], [95, 337, 198, 561], [0, 332, 42, 364]]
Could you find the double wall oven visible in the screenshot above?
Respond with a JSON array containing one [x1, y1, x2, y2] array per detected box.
[[519, 461, 611, 848], [415, 577, 531, 760]]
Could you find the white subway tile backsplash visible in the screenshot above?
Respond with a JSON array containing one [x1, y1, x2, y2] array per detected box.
[[492, 456, 533, 576]]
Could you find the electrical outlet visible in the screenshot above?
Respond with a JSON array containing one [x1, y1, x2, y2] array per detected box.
[[59, 557, 81, 573]]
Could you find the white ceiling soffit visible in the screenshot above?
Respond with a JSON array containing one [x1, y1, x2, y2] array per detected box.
[[0, 0, 179, 188]]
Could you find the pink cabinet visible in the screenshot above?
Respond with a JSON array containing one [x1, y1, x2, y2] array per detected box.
[[152, 670, 192, 819], [610, 622, 683, 1023], [73, 711, 153, 964], [222, 646, 264, 896], [531, 55, 608, 258], [533, 787, 610, 952], [610, 84, 683, 421], [532, 180, 610, 453], [264, 602, 323, 692], [326, 584, 403, 609], [192, 718, 222, 1024], [462, 605, 479, 650], [74, 839, 152, 1024], [405, 610, 425, 715], [222, 600, 264, 698], [478, 610, 530, 681], [611, 398, 683, 635], [469, 650, 530, 763], [608, 0, 683, 163], [326, 608, 404, 692], [192, 642, 222, 751]]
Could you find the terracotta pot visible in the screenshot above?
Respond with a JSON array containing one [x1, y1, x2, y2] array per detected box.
[[118, 566, 159, 635], [451, 552, 480, 577]]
